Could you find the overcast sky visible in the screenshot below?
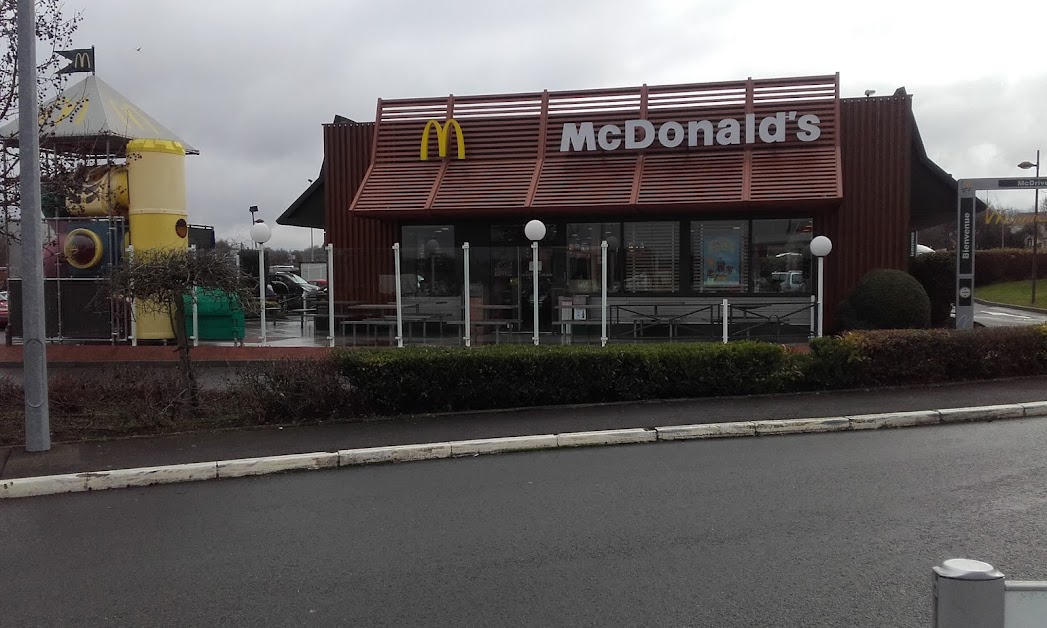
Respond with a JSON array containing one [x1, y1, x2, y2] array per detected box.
[[65, 0, 1047, 249]]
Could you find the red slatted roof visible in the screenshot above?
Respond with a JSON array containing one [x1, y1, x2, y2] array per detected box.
[[351, 75, 841, 218]]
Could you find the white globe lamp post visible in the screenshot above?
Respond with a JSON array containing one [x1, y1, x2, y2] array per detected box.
[[810, 235, 833, 338], [524, 220, 546, 346], [251, 219, 273, 346]]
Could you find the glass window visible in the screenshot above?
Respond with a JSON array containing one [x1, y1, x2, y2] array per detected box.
[[691, 221, 748, 293], [751, 219, 813, 294], [566, 223, 622, 294], [624, 222, 679, 293], [401, 225, 457, 296]]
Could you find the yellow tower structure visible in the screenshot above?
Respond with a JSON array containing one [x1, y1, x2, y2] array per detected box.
[[126, 138, 189, 340]]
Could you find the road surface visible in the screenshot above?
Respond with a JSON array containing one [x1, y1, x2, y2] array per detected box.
[[4, 418, 1047, 627], [975, 301, 1047, 327]]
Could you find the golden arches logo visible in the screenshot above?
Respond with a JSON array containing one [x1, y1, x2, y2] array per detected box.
[[420, 118, 465, 161]]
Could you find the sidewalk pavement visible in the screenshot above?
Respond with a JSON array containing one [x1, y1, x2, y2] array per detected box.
[[2, 376, 1046, 481]]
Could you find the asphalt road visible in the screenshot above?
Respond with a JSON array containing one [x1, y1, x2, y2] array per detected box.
[[975, 301, 1047, 327], [4, 418, 1047, 627]]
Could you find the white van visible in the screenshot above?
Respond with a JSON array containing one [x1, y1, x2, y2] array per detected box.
[[771, 271, 806, 293]]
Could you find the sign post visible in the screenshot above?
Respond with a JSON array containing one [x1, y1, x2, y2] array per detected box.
[[955, 177, 1047, 330]]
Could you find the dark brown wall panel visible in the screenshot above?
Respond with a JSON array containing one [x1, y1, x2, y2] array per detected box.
[[822, 96, 913, 330], [324, 122, 396, 305]]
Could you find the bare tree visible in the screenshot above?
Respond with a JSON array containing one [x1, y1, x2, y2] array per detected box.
[[102, 248, 255, 409], [0, 0, 83, 259]]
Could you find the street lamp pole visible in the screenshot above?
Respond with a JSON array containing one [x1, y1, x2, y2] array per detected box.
[[810, 236, 833, 338], [1019, 151, 1040, 305], [524, 220, 546, 346], [250, 219, 272, 346]]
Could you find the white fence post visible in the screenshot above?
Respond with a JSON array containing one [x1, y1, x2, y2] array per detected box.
[[127, 245, 137, 347], [463, 242, 471, 347], [601, 240, 608, 347], [722, 298, 729, 344], [326, 243, 335, 348], [393, 243, 404, 348], [532, 241, 539, 346], [932, 559, 1004, 628]]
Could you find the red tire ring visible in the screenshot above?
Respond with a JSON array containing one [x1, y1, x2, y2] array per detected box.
[[63, 228, 105, 270]]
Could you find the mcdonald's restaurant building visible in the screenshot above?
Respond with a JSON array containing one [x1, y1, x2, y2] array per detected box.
[[279, 74, 960, 342]]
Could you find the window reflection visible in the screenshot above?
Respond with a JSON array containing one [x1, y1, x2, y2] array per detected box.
[[751, 219, 813, 294], [566, 223, 621, 294], [401, 225, 457, 296]]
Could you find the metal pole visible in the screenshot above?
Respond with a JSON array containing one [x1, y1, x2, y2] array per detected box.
[[17, 0, 50, 451], [532, 240, 539, 346], [810, 294, 816, 337], [722, 298, 729, 344], [190, 245, 198, 347], [128, 245, 137, 346], [191, 285, 199, 347], [326, 243, 334, 347], [1032, 150, 1040, 305], [258, 244, 266, 346], [393, 243, 403, 348], [817, 256, 825, 338], [463, 242, 471, 347], [600, 240, 608, 347], [932, 559, 1004, 628]]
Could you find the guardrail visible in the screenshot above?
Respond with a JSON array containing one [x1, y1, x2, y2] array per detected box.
[[933, 559, 1047, 627]]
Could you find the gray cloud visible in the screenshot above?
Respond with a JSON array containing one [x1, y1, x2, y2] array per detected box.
[[50, 0, 1047, 247]]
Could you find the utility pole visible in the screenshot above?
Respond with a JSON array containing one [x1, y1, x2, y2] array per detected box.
[[17, 0, 51, 451]]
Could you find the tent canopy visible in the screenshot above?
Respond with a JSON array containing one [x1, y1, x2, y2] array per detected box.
[[0, 74, 197, 156]]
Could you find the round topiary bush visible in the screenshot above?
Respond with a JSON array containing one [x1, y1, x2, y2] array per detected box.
[[836, 268, 932, 331]]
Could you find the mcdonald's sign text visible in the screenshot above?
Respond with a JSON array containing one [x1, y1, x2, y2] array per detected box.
[[420, 119, 465, 161]]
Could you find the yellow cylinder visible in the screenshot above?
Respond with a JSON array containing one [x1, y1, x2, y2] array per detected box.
[[66, 165, 130, 216], [127, 139, 189, 341]]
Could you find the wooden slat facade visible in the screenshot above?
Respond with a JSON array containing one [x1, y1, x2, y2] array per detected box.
[[351, 75, 842, 218]]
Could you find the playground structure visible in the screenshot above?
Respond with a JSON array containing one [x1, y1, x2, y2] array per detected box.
[[1, 74, 225, 343]]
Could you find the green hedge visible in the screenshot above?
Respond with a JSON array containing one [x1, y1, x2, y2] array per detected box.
[[798, 326, 1047, 389], [333, 343, 792, 416], [6, 328, 1047, 445], [909, 251, 955, 325], [974, 249, 1047, 286]]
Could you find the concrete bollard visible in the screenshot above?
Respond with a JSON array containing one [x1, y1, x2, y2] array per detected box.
[[933, 558, 1005, 628]]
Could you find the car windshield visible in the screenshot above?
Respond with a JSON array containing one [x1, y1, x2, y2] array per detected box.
[[285, 273, 310, 286]]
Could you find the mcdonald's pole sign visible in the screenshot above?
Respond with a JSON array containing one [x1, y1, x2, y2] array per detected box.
[[420, 119, 465, 160], [57, 47, 95, 74]]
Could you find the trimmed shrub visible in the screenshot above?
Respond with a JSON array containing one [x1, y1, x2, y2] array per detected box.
[[909, 251, 955, 326], [229, 358, 359, 424], [805, 326, 1047, 388], [334, 342, 792, 416], [793, 336, 863, 390], [837, 269, 931, 331]]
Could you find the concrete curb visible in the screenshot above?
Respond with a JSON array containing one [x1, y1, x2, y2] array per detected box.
[[2, 401, 1045, 500]]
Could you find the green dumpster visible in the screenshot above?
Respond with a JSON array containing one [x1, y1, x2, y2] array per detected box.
[[183, 289, 246, 342]]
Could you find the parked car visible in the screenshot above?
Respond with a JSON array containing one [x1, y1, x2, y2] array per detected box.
[[269, 270, 320, 309], [0, 292, 8, 330]]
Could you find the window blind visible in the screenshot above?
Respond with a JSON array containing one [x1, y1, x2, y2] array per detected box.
[[624, 222, 679, 293]]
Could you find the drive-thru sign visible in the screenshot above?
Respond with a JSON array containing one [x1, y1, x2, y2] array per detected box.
[[955, 178, 1047, 330]]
